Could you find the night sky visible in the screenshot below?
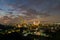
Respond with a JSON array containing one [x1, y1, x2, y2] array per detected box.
[[0, 0, 60, 24]]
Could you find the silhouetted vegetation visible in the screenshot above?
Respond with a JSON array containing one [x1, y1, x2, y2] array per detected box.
[[0, 24, 60, 40]]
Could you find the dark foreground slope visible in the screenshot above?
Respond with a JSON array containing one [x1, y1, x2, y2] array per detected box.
[[0, 24, 60, 40], [0, 32, 51, 40], [0, 30, 60, 40]]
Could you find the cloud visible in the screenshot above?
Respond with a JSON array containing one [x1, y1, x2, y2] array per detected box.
[[0, 8, 3, 10], [22, 8, 50, 18], [0, 0, 60, 24], [52, 4, 60, 10]]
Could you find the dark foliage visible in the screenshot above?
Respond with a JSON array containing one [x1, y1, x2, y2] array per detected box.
[[0, 24, 60, 40]]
